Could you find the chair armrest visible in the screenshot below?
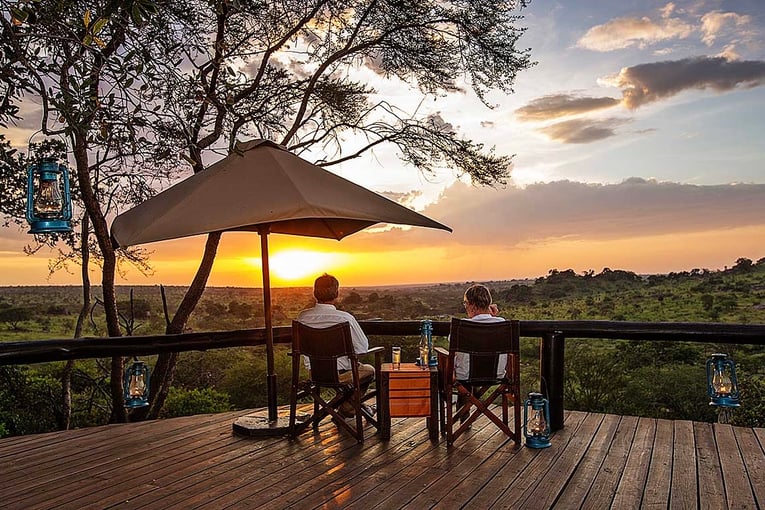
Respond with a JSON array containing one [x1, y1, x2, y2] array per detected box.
[[360, 346, 385, 371], [434, 346, 452, 390], [363, 346, 385, 356]]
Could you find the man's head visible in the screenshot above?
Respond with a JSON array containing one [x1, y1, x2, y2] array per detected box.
[[314, 273, 339, 303], [464, 283, 492, 311]]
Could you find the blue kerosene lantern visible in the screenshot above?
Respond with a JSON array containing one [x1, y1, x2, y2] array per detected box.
[[523, 392, 552, 448], [706, 353, 740, 408], [123, 358, 151, 408], [26, 158, 73, 234]]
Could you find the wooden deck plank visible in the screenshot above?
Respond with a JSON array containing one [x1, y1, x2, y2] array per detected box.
[[610, 416, 655, 510], [333, 420, 490, 509], [5, 411, 252, 510], [734, 426, 765, 509], [641, 418, 674, 509], [670, 420, 697, 510], [235, 417, 432, 509], [428, 411, 588, 509], [496, 411, 603, 509], [580, 415, 639, 510], [694, 421, 727, 510], [400, 426, 524, 508], [250, 418, 425, 509], [0, 409, 763, 510], [547, 413, 621, 509], [1, 411, 248, 508], [715, 423, 757, 510], [158, 421, 364, 508], [85, 424, 269, 509], [369, 418, 513, 509], [1, 418, 195, 483]]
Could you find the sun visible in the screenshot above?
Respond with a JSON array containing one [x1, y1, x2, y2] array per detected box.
[[245, 249, 340, 284]]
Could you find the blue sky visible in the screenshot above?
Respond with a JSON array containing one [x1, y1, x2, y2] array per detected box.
[[2, 0, 764, 287]]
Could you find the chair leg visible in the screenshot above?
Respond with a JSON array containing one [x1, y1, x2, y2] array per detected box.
[[313, 399, 320, 430], [288, 383, 298, 437], [439, 390, 446, 434], [445, 384, 455, 445], [513, 393, 522, 443]]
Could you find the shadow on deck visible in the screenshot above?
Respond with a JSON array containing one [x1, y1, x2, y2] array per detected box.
[[1, 407, 764, 509]]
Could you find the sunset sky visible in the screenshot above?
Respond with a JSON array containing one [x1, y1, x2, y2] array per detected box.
[[2, 0, 765, 288]]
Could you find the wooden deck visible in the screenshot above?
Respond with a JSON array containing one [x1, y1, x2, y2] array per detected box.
[[1, 407, 764, 509]]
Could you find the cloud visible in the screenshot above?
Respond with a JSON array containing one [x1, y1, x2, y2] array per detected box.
[[380, 189, 422, 209], [576, 13, 693, 52], [601, 56, 765, 109], [351, 178, 765, 251], [538, 117, 630, 144], [700, 11, 752, 46], [514, 94, 620, 121]]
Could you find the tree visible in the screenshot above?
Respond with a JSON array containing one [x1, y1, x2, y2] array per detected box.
[[0, 306, 32, 330], [1, 0, 535, 420], [1, 0, 202, 422]]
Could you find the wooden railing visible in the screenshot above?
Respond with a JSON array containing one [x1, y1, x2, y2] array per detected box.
[[2, 320, 764, 431]]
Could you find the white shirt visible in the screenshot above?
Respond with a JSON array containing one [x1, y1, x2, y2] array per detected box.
[[454, 314, 507, 381], [296, 303, 370, 371]]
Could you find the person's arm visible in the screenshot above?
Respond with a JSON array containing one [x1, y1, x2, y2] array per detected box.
[[347, 316, 370, 354]]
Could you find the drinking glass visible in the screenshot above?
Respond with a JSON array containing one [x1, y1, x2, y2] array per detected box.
[[392, 346, 401, 369]]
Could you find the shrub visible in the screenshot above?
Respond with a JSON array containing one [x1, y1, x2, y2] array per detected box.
[[160, 387, 232, 418]]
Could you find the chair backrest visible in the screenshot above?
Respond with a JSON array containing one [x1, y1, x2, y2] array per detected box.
[[448, 318, 520, 383], [292, 321, 356, 386]]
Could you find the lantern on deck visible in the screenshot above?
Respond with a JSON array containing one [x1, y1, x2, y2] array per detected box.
[[523, 392, 552, 449], [706, 353, 740, 408], [123, 358, 150, 408], [25, 158, 73, 234]]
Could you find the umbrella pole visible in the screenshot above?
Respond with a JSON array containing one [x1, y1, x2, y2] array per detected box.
[[259, 228, 278, 422]]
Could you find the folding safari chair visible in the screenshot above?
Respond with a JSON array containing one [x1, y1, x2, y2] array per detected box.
[[288, 321, 383, 443], [436, 318, 522, 446]]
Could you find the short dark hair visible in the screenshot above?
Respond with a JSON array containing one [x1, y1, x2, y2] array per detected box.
[[464, 284, 492, 309], [314, 273, 339, 302]]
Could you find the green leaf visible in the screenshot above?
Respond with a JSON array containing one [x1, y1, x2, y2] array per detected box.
[[10, 7, 29, 25], [92, 18, 108, 36], [131, 4, 142, 25]]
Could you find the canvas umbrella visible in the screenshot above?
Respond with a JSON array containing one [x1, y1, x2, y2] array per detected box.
[[111, 139, 452, 425]]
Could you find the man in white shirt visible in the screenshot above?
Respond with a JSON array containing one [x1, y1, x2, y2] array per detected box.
[[296, 273, 374, 418]]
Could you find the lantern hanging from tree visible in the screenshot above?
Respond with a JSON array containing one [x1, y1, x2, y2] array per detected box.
[[25, 157, 73, 234]]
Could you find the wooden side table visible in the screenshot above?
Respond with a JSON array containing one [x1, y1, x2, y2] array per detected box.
[[379, 362, 439, 441]]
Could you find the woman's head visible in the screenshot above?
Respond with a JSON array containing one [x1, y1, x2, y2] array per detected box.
[[464, 284, 492, 310]]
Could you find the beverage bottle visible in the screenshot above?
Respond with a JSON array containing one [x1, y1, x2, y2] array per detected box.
[[419, 320, 432, 367]]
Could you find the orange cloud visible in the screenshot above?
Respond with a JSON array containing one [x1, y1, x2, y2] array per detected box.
[[514, 94, 620, 122]]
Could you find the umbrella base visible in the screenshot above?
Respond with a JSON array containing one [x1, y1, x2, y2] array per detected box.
[[232, 409, 308, 437]]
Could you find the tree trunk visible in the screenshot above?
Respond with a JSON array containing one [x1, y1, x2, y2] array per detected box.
[[139, 232, 222, 420], [71, 135, 126, 422]]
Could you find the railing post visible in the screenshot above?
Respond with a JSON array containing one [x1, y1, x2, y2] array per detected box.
[[540, 331, 565, 431]]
